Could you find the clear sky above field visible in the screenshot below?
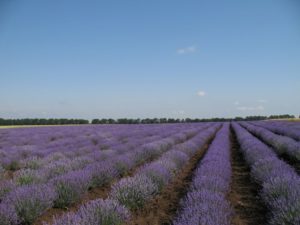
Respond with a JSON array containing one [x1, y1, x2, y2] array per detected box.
[[0, 0, 299, 119]]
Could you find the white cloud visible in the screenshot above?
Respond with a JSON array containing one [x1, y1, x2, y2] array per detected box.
[[177, 46, 196, 54], [197, 91, 206, 97], [234, 101, 240, 105], [257, 99, 267, 103], [236, 105, 265, 111]]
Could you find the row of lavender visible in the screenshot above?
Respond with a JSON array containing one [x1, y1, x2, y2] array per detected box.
[[251, 121, 300, 142], [232, 123, 300, 225], [0, 123, 204, 187], [173, 123, 233, 225], [0, 124, 193, 171], [240, 122, 300, 162], [0, 124, 209, 204], [46, 124, 220, 225], [0, 124, 197, 224], [0, 126, 174, 198], [0, 123, 214, 225]]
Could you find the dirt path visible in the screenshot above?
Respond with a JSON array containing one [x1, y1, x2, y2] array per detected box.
[[229, 127, 268, 225], [128, 137, 215, 225]]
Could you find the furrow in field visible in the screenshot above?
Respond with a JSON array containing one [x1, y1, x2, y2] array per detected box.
[[127, 130, 216, 225], [229, 125, 268, 225]]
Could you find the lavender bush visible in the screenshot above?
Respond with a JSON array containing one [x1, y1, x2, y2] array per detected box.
[[0, 203, 19, 225], [76, 199, 130, 225], [85, 162, 118, 188], [51, 170, 91, 208], [50, 199, 130, 225], [110, 175, 158, 210], [0, 180, 16, 200], [21, 156, 44, 170], [13, 169, 46, 186], [3, 184, 56, 224], [139, 162, 172, 190]]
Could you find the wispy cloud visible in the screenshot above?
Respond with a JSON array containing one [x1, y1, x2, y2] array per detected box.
[[236, 105, 265, 111], [197, 90, 206, 97], [177, 46, 196, 54], [234, 101, 240, 105], [257, 99, 267, 103]]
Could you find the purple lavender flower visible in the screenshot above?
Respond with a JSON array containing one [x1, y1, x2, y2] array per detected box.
[[51, 170, 91, 208], [111, 154, 134, 176], [232, 122, 300, 225], [77, 199, 130, 225], [0, 180, 16, 200], [161, 150, 189, 169], [110, 175, 158, 210], [20, 156, 43, 170], [174, 190, 232, 225], [139, 162, 172, 190], [50, 212, 82, 225], [0, 166, 4, 181], [173, 123, 233, 225], [240, 122, 300, 161], [0, 203, 19, 225], [50, 199, 130, 225], [3, 184, 56, 224], [43, 159, 73, 179], [13, 169, 46, 185], [84, 162, 118, 188]]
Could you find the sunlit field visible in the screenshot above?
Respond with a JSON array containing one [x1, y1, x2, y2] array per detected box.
[[0, 121, 299, 225]]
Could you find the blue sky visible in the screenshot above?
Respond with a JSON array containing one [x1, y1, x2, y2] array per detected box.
[[0, 0, 299, 119]]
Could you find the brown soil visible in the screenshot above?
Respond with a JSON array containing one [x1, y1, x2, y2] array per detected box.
[[229, 127, 268, 225], [128, 139, 215, 225]]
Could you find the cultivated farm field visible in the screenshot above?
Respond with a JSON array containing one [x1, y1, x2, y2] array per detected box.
[[0, 121, 299, 225]]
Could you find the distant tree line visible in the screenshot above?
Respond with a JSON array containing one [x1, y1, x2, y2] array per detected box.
[[268, 114, 295, 119], [0, 114, 296, 126], [91, 114, 296, 124], [0, 118, 89, 126]]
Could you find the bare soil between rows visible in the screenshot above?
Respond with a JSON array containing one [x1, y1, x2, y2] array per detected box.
[[128, 141, 214, 225], [33, 157, 160, 225], [229, 127, 268, 225]]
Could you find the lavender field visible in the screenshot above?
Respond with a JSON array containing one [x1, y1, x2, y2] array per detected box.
[[0, 121, 300, 225]]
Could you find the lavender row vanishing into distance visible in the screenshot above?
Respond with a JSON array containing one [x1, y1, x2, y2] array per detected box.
[[173, 123, 233, 225], [251, 121, 300, 142], [47, 124, 220, 225], [232, 123, 300, 225], [0, 123, 209, 201], [240, 122, 300, 162], [0, 123, 215, 225]]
